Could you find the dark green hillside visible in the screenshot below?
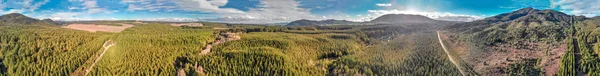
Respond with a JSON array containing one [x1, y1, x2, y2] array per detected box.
[[447, 7, 586, 45], [0, 13, 54, 25]]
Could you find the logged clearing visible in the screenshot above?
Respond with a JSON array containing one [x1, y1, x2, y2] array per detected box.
[[200, 32, 241, 55], [62, 23, 134, 33]]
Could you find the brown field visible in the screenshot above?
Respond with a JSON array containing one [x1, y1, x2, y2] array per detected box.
[[62, 23, 134, 33]]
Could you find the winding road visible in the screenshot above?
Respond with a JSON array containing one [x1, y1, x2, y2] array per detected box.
[[437, 31, 467, 76], [84, 40, 114, 75]]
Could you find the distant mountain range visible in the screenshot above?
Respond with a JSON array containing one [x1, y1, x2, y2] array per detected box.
[[287, 14, 457, 26], [286, 19, 363, 26], [0, 13, 57, 25]]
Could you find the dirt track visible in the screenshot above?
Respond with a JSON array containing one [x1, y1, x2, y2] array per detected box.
[[437, 31, 467, 76], [84, 40, 114, 75], [177, 32, 240, 76], [200, 32, 240, 55]]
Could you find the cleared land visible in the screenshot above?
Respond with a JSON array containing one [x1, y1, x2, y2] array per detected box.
[[62, 23, 134, 33]]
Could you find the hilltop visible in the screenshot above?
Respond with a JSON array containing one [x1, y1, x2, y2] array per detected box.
[[448, 7, 586, 45], [0, 13, 56, 25], [287, 14, 457, 26], [370, 14, 444, 24]]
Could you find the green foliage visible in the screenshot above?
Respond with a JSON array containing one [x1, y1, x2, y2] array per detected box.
[[559, 18, 600, 76], [195, 50, 299, 76], [507, 58, 543, 76], [89, 23, 215, 75], [329, 33, 462, 75], [558, 38, 577, 76], [0, 25, 110, 75], [186, 32, 363, 76]]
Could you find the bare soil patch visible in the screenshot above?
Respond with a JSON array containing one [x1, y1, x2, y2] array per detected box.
[[474, 41, 564, 75], [439, 31, 565, 75], [62, 23, 134, 33], [201, 32, 241, 55]]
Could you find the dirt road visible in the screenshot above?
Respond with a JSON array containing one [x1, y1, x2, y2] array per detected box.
[[437, 31, 467, 76], [178, 32, 240, 76], [84, 40, 114, 75], [200, 32, 240, 55]]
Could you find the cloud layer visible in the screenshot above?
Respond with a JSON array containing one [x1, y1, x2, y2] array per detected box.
[[552, 0, 600, 17], [215, 0, 316, 23]]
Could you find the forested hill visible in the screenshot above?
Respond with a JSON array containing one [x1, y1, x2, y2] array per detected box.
[[0, 13, 55, 25], [446, 7, 587, 45], [370, 14, 455, 24], [287, 14, 458, 26]]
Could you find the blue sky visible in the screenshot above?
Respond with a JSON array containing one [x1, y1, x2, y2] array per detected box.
[[0, 0, 598, 23]]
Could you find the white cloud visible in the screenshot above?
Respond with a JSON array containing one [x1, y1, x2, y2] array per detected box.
[[136, 18, 199, 22], [0, 0, 49, 14], [120, 0, 316, 23], [2, 9, 26, 14], [0, 1, 6, 13], [81, 0, 105, 14], [126, 3, 176, 12], [171, 0, 244, 13], [215, 0, 317, 23], [82, 0, 98, 8], [68, 0, 113, 14], [49, 12, 81, 20], [367, 9, 483, 22], [22, 0, 50, 11], [376, 3, 392, 7], [551, 0, 600, 17], [68, 7, 82, 10]]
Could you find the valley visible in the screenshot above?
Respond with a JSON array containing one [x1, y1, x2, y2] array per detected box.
[[0, 7, 598, 76]]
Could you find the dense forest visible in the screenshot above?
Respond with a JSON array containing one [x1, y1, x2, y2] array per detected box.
[[0, 23, 110, 75], [88, 24, 215, 75]]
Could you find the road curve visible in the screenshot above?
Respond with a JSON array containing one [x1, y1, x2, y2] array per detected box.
[[84, 40, 114, 75], [437, 31, 467, 76]]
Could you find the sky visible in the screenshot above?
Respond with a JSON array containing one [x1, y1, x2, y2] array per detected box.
[[0, 0, 598, 23]]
